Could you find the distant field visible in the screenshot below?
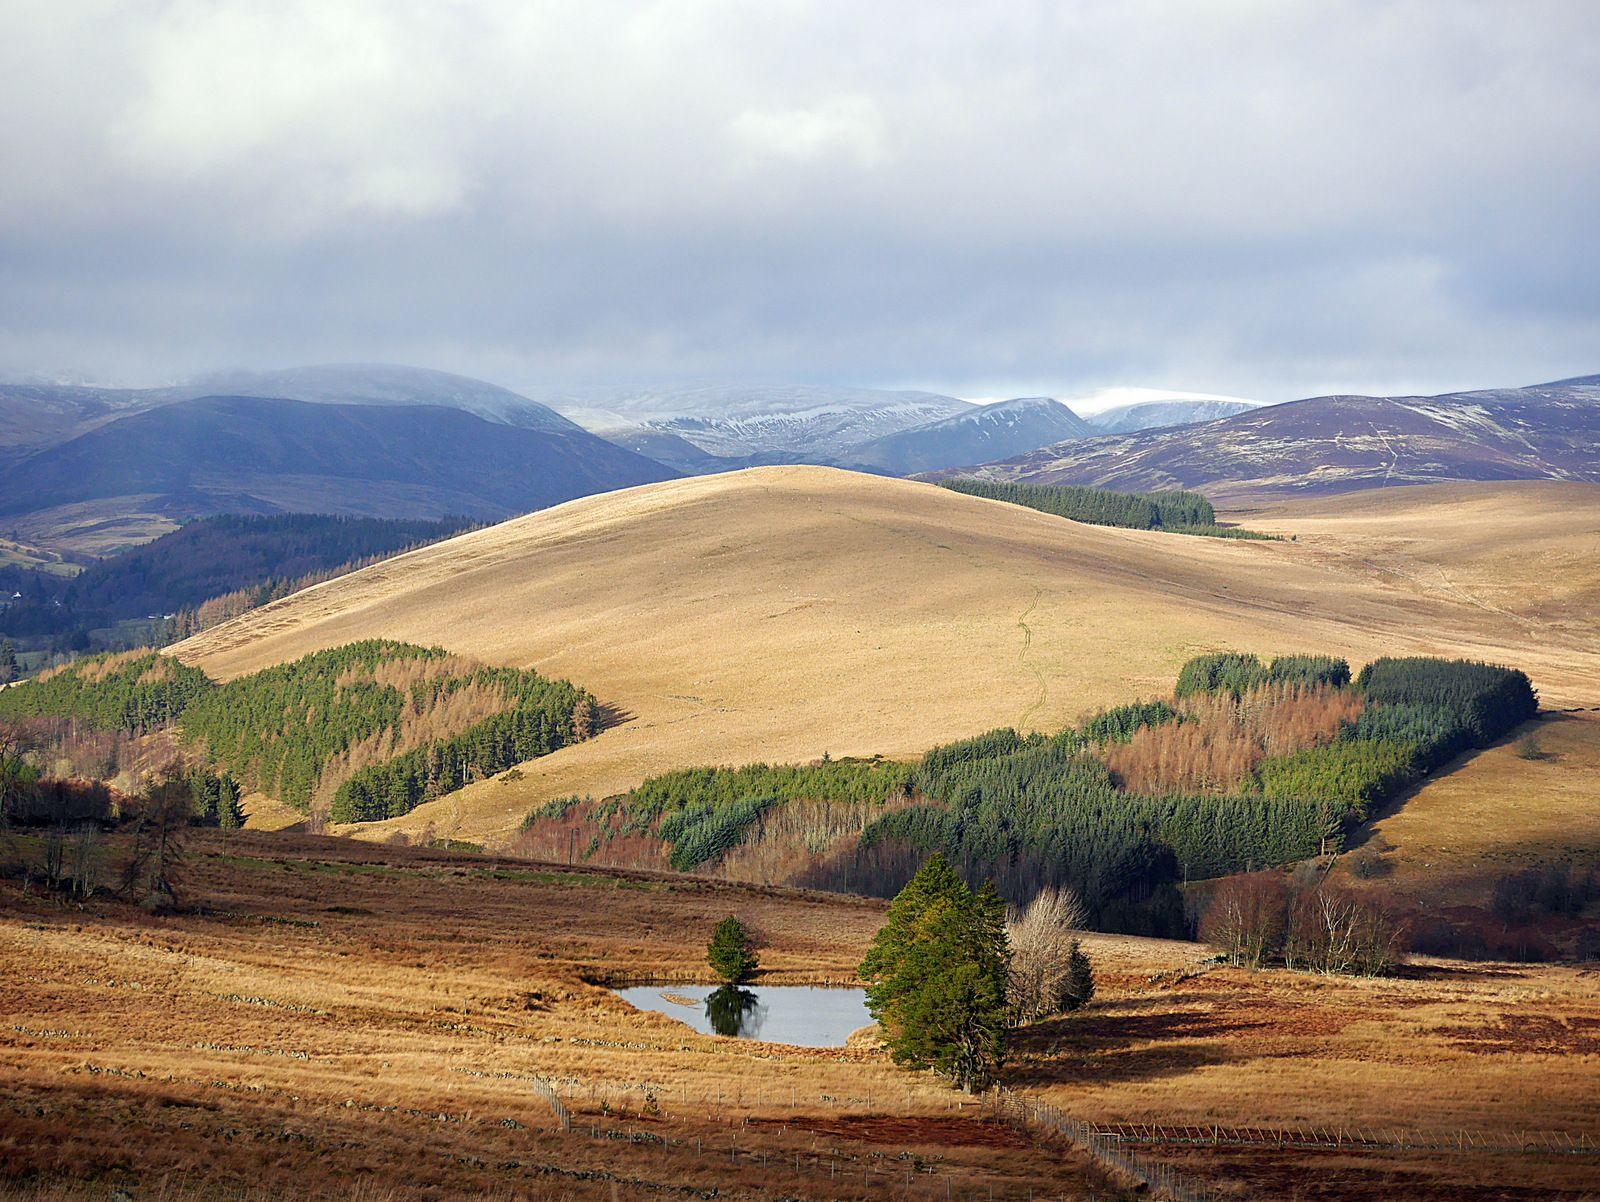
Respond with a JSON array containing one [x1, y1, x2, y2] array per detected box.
[[173, 469, 1600, 844], [1, 833, 1594, 1201], [8, 498, 181, 559], [1237, 481, 1600, 649], [0, 536, 79, 577]]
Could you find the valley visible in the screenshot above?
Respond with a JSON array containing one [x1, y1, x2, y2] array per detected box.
[[7, 10, 1598, 1199], [6, 460, 1600, 1202]]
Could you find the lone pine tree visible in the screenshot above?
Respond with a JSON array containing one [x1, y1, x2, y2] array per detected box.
[[707, 915, 759, 984]]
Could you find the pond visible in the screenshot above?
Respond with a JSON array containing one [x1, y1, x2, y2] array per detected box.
[[613, 983, 872, 1047]]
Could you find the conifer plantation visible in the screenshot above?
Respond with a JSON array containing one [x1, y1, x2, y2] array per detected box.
[[0, 640, 596, 826], [0, 651, 212, 734], [522, 653, 1538, 940], [939, 478, 1275, 538], [941, 478, 1215, 529], [3, 638, 1542, 944]]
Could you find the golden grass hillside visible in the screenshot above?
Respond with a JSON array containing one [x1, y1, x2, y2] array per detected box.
[[1238, 480, 1600, 649], [172, 469, 1600, 843], [1327, 711, 1600, 944]]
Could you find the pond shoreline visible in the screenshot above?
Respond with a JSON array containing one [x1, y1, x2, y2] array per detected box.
[[612, 982, 873, 1048]]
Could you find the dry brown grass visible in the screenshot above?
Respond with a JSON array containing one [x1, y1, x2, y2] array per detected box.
[[3, 832, 1596, 1200], [0, 832, 1106, 1201], [1330, 711, 1600, 948], [169, 470, 1600, 845], [9, 500, 180, 559], [1017, 935, 1600, 1199], [1237, 480, 1600, 649]]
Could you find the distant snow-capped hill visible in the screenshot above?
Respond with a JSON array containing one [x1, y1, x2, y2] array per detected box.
[[0, 363, 590, 462], [173, 363, 584, 434], [1088, 398, 1261, 434], [938, 375, 1600, 503], [843, 396, 1092, 474], [542, 382, 973, 457], [0, 395, 680, 540]]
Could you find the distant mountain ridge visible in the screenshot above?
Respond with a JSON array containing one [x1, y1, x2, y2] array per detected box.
[[843, 396, 1092, 474], [944, 375, 1600, 502], [2, 368, 1254, 482], [0, 363, 587, 464], [0, 395, 678, 551], [176, 364, 585, 433], [540, 381, 976, 461]]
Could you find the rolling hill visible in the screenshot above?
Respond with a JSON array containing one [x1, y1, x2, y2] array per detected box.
[[842, 396, 1091, 474], [954, 374, 1600, 502], [0, 382, 148, 466], [0, 395, 678, 554], [172, 363, 584, 432], [173, 468, 1600, 843]]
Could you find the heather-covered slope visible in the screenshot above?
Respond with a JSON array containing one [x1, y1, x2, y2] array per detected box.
[[954, 375, 1600, 502]]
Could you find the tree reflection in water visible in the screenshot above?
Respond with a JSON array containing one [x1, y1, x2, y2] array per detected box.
[[704, 985, 765, 1038]]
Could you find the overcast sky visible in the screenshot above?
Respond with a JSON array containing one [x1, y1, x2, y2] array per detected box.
[[2, 1, 1598, 402]]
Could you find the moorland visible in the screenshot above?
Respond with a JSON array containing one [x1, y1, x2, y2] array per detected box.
[[3, 831, 1597, 1201], [171, 469, 1600, 847]]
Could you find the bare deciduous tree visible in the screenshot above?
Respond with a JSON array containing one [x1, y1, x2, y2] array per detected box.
[[1006, 886, 1087, 1022], [1285, 885, 1403, 976], [1199, 871, 1289, 968], [118, 772, 193, 912]]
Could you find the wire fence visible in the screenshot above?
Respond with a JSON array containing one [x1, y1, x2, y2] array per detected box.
[[521, 1073, 1596, 1202], [523, 1074, 1143, 1199], [527, 1075, 570, 1131], [1094, 1120, 1600, 1157], [987, 1088, 1217, 1202]]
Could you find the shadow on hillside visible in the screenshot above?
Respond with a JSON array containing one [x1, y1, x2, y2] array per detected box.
[[1003, 1002, 1263, 1088], [1393, 959, 1532, 983], [596, 702, 636, 733]]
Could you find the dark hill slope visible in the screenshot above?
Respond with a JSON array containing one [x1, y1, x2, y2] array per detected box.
[[0, 364, 591, 465], [167, 363, 584, 433], [65, 514, 471, 619], [0, 395, 679, 524], [950, 376, 1600, 503]]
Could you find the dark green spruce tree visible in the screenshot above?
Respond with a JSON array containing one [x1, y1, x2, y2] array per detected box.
[[859, 854, 1010, 1092], [1062, 939, 1095, 1011], [707, 916, 759, 984]]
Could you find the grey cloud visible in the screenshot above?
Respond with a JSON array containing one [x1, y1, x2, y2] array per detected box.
[[1, 0, 1597, 399]]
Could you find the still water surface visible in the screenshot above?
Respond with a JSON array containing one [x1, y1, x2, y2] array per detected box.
[[614, 984, 871, 1047]]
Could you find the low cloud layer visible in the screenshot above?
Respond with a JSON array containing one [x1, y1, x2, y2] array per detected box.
[[2, 1, 1597, 400]]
